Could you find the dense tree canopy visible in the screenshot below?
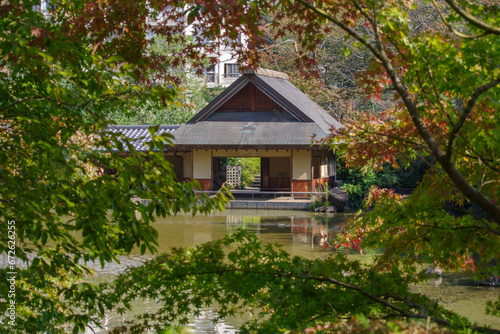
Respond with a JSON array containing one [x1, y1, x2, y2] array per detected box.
[[108, 36, 226, 125], [260, 0, 500, 326], [0, 1, 231, 332], [310, 0, 500, 275], [1, 0, 499, 333], [252, 0, 500, 275]]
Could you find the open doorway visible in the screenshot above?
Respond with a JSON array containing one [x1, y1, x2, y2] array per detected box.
[[212, 157, 261, 190]]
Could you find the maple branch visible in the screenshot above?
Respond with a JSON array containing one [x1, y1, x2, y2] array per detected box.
[[412, 47, 453, 125], [0, 90, 133, 114], [439, 205, 500, 236], [238, 268, 418, 317], [296, 0, 500, 224], [231, 268, 500, 333], [350, 0, 376, 36], [431, 0, 488, 39], [362, 29, 500, 225], [349, 0, 386, 56], [359, 129, 427, 150], [445, 76, 500, 162], [466, 148, 500, 174], [442, 0, 500, 36], [480, 179, 500, 190], [0, 96, 48, 112], [369, 1, 384, 53], [414, 69, 453, 126], [294, 0, 383, 62], [450, 143, 500, 174], [307, 312, 335, 323], [419, 223, 490, 232]]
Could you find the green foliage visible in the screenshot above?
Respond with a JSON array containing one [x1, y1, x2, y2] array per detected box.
[[104, 230, 472, 333], [226, 157, 261, 189], [309, 182, 330, 210], [0, 2, 230, 333], [339, 162, 399, 210], [108, 36, 223, 125]]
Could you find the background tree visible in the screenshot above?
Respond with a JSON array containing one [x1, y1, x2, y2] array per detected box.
[[108, 36, 226, 125]]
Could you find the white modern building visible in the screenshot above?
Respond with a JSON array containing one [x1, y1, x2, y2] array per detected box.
[[176, 10, 246, 88]]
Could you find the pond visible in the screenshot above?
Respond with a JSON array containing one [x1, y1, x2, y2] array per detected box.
[[85, 209, 500, 333]]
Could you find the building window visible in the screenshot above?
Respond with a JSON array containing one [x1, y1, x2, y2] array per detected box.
[[224, 64, 239, 78], [33, 0, 50, 12], [206, 64, 215, 83]]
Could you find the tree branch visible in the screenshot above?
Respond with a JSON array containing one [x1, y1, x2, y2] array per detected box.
[[232, 268, 500, 333], [350, 0, 379, 47], [431, 0, 488, 39], [412, 47, 453, 125], [446, 76, 500, 161], [357, 128, 428, 150], [296, 0, 500, 224], [466, 148, 500, 174], [443, 0, 500, 35], [0, 96, 48, 112], [294, 0, 383, 62]]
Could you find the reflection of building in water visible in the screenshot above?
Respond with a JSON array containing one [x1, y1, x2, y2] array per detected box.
[[192, 223, 214, 245], [226, 215, 261, 234], [226, 215, 242, 224], [255, 216, 335, 250], [291, 217, 310, 234], [291, 217, 337, 249]]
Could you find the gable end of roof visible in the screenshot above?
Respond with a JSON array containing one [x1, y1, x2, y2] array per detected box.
[[187, 73, 316, 124]]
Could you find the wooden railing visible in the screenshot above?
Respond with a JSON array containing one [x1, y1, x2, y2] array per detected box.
[[195, 190, 326, 200]]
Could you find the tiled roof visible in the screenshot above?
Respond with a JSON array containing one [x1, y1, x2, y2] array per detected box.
[[107, 125, 180, 151]]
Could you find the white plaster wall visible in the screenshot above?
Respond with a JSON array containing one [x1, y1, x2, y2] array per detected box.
[[292, 150, 311, 180], [193, 150, 212, 179]]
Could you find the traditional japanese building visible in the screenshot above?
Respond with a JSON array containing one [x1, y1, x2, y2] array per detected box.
[[108, 68, 342, 193], [172, 68, 342, 192]]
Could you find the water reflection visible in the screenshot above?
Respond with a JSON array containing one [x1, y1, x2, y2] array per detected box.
[[86, 209, 349, 333], [149, 209, 349, 261], [69, 209, 499, 332]]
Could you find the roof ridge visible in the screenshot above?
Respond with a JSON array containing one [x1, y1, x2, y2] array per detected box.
[[245, 68, 289, 80]]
